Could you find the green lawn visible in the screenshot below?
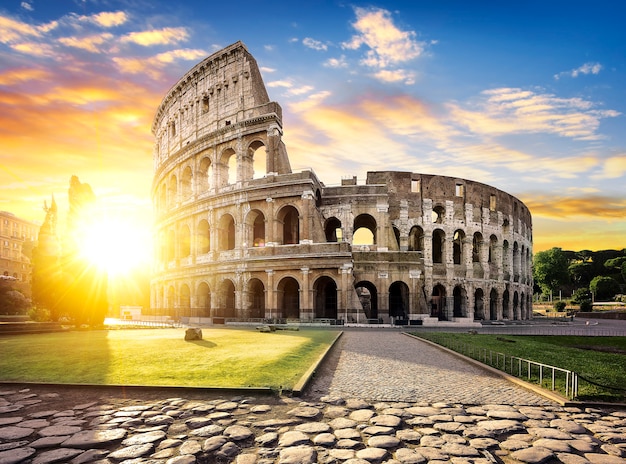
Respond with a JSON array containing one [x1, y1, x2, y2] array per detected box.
[[415, 333, 626, 402], [0, 328, 339, 390]]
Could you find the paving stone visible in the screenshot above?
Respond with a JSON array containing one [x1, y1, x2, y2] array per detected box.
[[235, 453, 257, 464], [107, 443, 154, 460], [179, 439, 202, 455], [395, 429, 421, 443], [337, 438, 364, 449], [362, 425, 394, 436], [295, 421, 331, 434], [370, 414, 401, 427], [499, 438, 531, 451], [510, 446, 554, 463], [356, 447, 388, 461], [434, 421, 465, 433], [0, 447, 36, 464], [255, 432, 278, 446], [278, 445, 317, 463], [469, 437, 499, 449], [30, 435, 70, 448], [583, 453, 626, 464], [441, 443, 481, 457], [31, 447, 83, 464], [61, 428, 127, 448], [70, 449, 109, 464], [420, 435, 445, 447], [528, 427, 573, 440], [224, 424, 254, 440], [278, 430, 310, 447], [0, 425, 34, 440], [367, 435, 400, 448], [122, 430, 166, 446], [329, 448, 355, 460], [394, 447, 426, 463], [335, 428, 361, 439], [477, 419, 524, 434], [350, 409, 376, 422], [0, 417, 23, 426], [166, 455, 196, 464], [286, 407, 320, 420], [551, 419, 588, 434], [486, 410, 528, 420], [202, 435, 227, 452], [188, 424, 223, 437], [329, 417, 357, 429]]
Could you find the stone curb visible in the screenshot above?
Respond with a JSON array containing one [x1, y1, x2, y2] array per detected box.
[[402, 332, 569, 405], [292, 331, 344, 396]]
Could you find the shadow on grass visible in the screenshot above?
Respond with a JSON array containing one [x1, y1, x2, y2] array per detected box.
[[185, 339, 217, 348]]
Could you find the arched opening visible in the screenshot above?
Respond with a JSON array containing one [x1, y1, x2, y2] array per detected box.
[[408, 226, 424, 251], [513, 291, 519, 320], [167, 229, 175, 261], [167, 286, 175, 316], [392, 226, 401, 250], [453, 229, 465, 265], [250, 140, 266, 179], [473, 232, 483, 263], [389, 281, 409, 320], [179, 224, 191, 257], [218, 214, 236, 250], [502, 240, 510, 280], [355, 281, 377, 320], [197, 219, 210, 254], [168, 175, 177, 207], [278, 205, 299, 245], [199, 157, 213, 192], [503, 289, 510, 319], [219, 280, 236, 318], [248, 278, 265, 319], [513, 242, 520, 281], [431, 284, 446, 320], [246, 209, 265, 247], [432, 229, 445, 264], [278, 277, 300, 319], [474, 288, 484, 320], [521, 292, 526, 320], [159, 184, 166, 211], [489, 234, 498, 264], [197, 282, 211, 317], [314, 276, 337, 319], [181, 166, 192, 200], [324, 217, 342, 242], [180, 284, 191, 318], [453, 285, 466, 317], [489, 288, 498, 320], [353, 214, 377, 246], [432, 205, 445, 224]]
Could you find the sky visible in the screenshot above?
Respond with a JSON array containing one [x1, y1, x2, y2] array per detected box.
[[1, 0, 625, 257]]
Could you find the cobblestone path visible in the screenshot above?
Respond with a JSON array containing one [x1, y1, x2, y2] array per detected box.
[[326, 331, 555, 405]]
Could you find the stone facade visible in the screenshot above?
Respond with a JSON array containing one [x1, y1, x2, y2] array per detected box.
[[151, 41, 533, 325]]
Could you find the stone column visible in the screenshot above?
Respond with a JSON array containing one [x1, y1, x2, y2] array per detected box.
[[300, 267, 312, 319], [266, 270, 275, 319]]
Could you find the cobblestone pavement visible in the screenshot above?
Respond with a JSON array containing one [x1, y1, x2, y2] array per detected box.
[[1, 329, 625, 464], [324, 331, 554, 405]]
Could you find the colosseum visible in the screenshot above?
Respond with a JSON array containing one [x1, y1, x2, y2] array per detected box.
[[151, 41, 533, 326]]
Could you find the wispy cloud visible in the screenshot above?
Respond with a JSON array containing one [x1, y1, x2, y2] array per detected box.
[[341, 6, 430, 85], [302, 37, 328, 51], [121, 27, 189, 46], [554, 62, 603, 80], [324, 55, 348, 68], [447, 87, 620, 141], [58, 33, 114, 53]]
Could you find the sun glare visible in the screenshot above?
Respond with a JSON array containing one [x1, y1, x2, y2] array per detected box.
[[77, 218, 152, 276]]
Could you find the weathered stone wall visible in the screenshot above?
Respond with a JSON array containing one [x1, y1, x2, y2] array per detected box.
[[151, 42, 533, 326]]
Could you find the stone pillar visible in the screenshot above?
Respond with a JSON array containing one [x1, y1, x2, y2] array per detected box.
[[300, 267, 312, 319], [266, 270, 275, 319]]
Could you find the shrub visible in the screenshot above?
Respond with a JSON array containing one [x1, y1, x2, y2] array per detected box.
[[579, 300, 593, 312], [590, 276, 620, 301], [553, 301, 567, 312]]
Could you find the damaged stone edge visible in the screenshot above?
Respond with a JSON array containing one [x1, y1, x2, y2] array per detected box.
[[291, 331, 344, 396]]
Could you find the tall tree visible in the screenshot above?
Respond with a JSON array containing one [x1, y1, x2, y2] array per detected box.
[[533, 247, 570, 296]]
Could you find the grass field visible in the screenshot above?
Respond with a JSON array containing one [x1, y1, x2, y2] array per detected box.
[[0, 328, 339, 390], [415, 332, 626, 402]]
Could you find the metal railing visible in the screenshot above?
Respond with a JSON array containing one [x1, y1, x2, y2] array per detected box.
[[419, 334, 579, 399]]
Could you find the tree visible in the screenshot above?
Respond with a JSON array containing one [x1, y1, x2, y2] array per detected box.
[[0, 279, 30, 315], [589, 276, 620, 301], [533, 247, 570, 296], [604, 256, 626, 283]]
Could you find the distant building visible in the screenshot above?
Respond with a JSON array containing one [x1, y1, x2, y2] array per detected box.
[[151, 42, 533, 325], [0, 210, 38, 290]]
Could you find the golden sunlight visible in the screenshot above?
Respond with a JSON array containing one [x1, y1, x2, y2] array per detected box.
[[77, 217, 152, 276]]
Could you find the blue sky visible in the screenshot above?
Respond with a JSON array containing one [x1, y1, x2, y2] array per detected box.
[[0, 0, 624, 254]]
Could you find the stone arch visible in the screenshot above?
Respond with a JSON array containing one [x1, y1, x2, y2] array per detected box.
[[277, 276, 300, 319], [453, 285, 467, 317], [218, 213, 236, 250], [167, 229, 175, 261], [489, 234, 498, 263], [199, 156, 213, 192], [353, 214, 377, 245], [432, 229, 445, 264], [489, 288, 498, 320], [392, 226, 401, 250], [431, 284, 446, 320], [247, 278, 265, 319], [474, 288, 485, 320], [179, 224, 191, 257], [218, 279, 236, 318], [324, 217, 342, 242], [472, 232, 483, 263], [314, 276, 338, 319], [408, 226, 423, 251], [277, 205, 300, 245], [167, 286, 175, 314], [513, 241, 520, 281], [503, 240, 510, 280], [355, 281, 378, 320], [168, 174, 177, 207], [513, 291, 519, 320], [389, 281, 409, 319], [432, 204, 445, 224], [219, 148, 237, 186], [197, 282, 211, 317], [246, 209, 266, 247], [453, 229, 465, 265], [159, 183, 166, 211], [503, 288, 510, 319], [249, 140, 267, 179], [181, 166, 192, 200], [197, 219, 210, 254], [180, 284, 191, 317]]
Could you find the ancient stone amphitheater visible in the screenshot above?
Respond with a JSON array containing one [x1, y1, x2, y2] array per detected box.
[[151, 41, 533, 326]]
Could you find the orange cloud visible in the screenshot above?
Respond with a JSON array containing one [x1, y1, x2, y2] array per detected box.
[[522, 194, 626, 219], [121, 27, 190, 46]]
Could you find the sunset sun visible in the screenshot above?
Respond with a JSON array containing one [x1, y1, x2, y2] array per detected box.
[[77, 218, 152, 276]]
